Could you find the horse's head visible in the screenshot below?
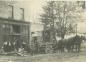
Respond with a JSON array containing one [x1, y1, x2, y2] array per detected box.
[[75, 34, 86, 41], [80, 35, 86, 41]]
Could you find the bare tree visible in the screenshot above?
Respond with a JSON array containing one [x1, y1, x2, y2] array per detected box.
[[55, 1, 83, 39], [40, 1, 83, 40]]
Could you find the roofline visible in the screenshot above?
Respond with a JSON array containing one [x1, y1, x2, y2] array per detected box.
[[0, 17, 30, 24]]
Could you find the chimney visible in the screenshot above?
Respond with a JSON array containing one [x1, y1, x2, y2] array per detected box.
[[8, 5, 14, 19], [20, 8, 25, 20], [81, 1, 86, 9]]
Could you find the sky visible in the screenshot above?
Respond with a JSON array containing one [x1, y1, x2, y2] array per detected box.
[[16, 0, 46, 32], [77, 11, 86, 33], [18, 0, 86, 33], [16, 0, 46, 23]]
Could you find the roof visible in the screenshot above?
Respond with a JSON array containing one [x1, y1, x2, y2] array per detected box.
[[0, 17, 30, 24]]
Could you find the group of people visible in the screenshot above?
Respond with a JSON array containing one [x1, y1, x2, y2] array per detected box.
[[1, 41, 28, 54]]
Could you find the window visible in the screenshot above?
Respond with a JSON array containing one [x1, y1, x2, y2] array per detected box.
[[12, 25, 20, 33], [2, 24, 11, 34]]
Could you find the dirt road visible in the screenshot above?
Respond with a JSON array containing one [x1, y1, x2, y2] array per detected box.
[[0, 52, 86, 62]]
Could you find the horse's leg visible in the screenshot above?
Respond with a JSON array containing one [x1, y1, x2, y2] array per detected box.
[[67, 47, 70, 53], [31, 49, 34, 56], [59, 47, 62, 53], [60, 46, 64, 53], [65, 45, 69, 53], [74, 44, 77, 52], [75, 44, 77, 52], [67, 44, 71, 53], [60, 48, 63, 53], [71, 44, 74, 52], [53, 45, 56, 53], [62, 47, 64, 53], [58, 48, 61, 53], [77, 44, 81, 53], [73, 44, 76, 52]]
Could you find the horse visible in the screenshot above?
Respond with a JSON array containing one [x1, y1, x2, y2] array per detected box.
[[65, 35, 86, 53], [53, 39, 66, 53], [54, 35, 86, 53]]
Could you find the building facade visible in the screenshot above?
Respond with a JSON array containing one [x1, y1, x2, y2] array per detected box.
[[0, 1, 30, 52], [0, 17, 30, 49]]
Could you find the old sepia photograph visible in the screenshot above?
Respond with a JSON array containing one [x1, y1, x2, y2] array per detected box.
[[0, 0, 86, 62]]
